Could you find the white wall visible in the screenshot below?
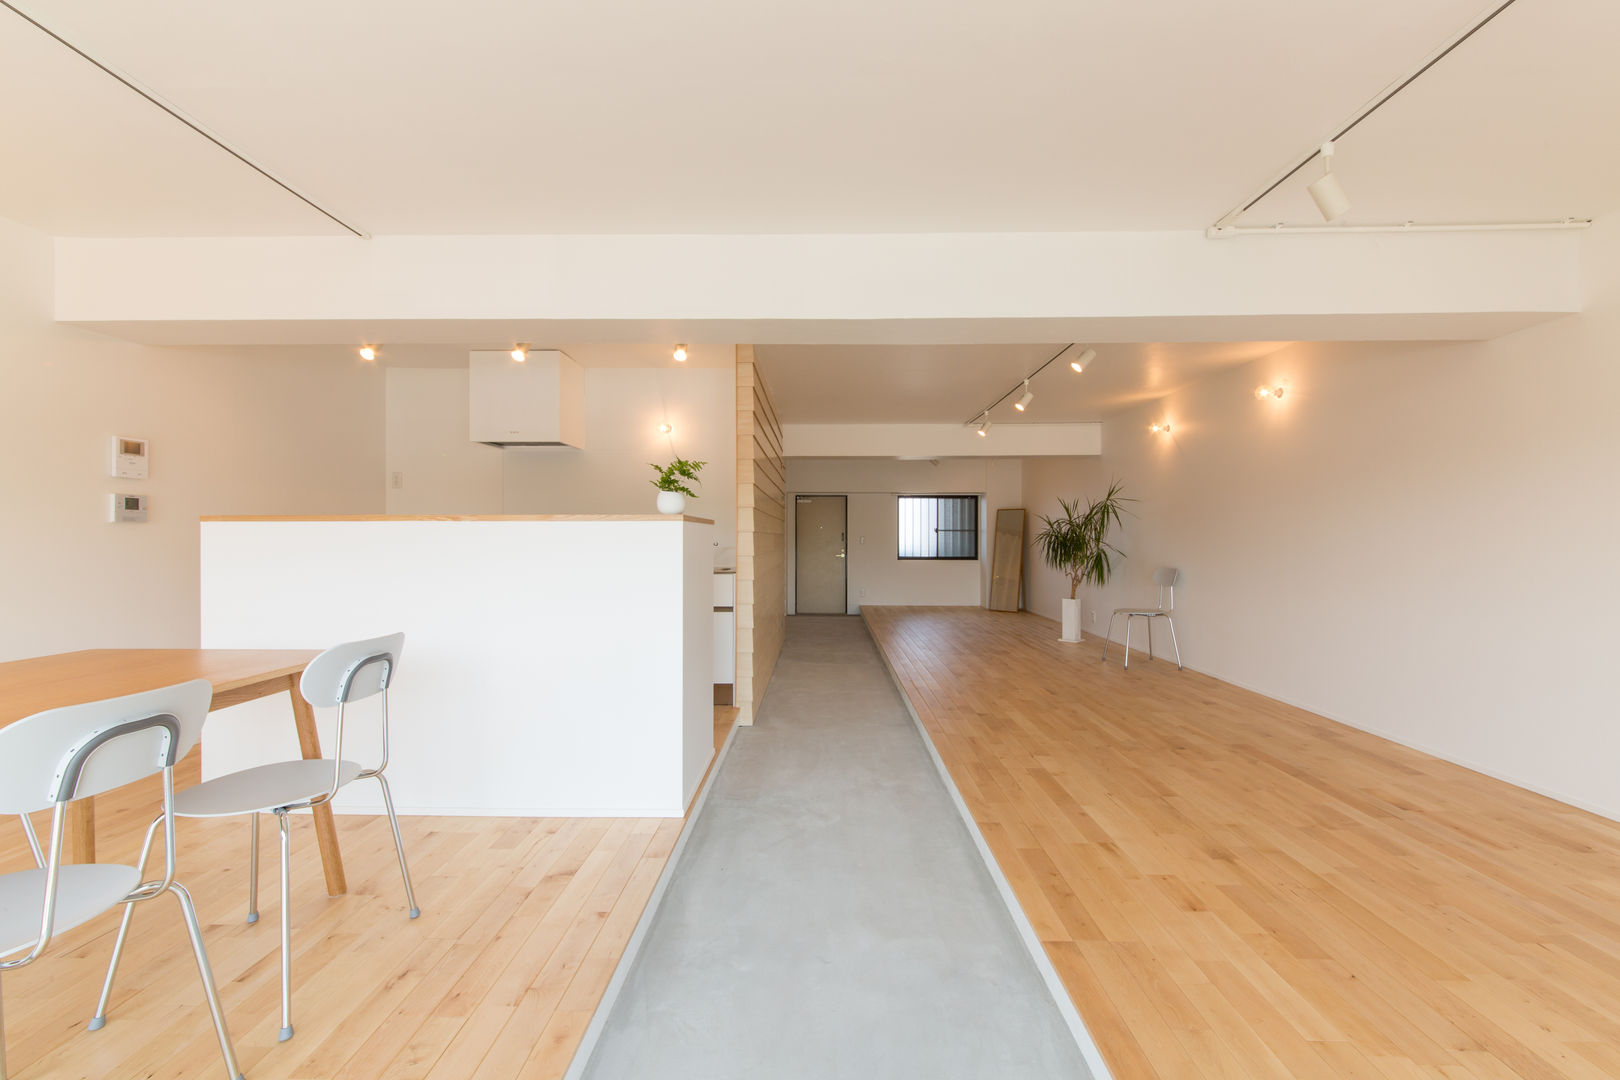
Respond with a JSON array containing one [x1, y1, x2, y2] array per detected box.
[[385, 368, 504, 514], [0, 218, 384, 662], [784, 458, 1022, 613], [503, 366, 738, 560], [1022, 217, 1620, 819]]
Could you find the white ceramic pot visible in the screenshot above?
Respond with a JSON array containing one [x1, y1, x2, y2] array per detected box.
[[656, 491, 687, 515], [1060, 597, 1083, 643]]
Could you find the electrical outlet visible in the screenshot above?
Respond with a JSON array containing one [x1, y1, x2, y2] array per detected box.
[[1089, 609, 1098, 626], [390, 471, 405, 490], [859, 587, 867, 598]]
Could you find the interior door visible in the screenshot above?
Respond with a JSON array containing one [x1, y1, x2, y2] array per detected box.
[[795, 495, 847, 614]]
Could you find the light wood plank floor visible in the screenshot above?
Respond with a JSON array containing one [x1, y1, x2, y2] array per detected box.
[[0, 707, 737, 1080], [864, 606, 1620, 1080]]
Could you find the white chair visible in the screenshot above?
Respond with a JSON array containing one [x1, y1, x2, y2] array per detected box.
[[0, 680, 244, 1080], [94, 633, 418, 1044], [13, 818, 42, 868], [1102, 568, 1183, 670]]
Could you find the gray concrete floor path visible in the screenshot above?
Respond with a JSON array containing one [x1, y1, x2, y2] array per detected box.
[[578, 615, 1095, 1080]]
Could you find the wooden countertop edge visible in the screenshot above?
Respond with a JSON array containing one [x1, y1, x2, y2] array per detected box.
[[201, 514, 717, 525]]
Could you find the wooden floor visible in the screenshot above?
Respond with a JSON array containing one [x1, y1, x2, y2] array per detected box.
[[1, 707, 737, 1080], [864, 606, 1620, 1080]]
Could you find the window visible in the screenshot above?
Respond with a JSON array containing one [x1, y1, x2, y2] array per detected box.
[[897, 495, 979, 560]]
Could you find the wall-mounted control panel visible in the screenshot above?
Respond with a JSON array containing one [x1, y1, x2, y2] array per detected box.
[[110, 436, 149, 479], [110, 493, 148, 523]]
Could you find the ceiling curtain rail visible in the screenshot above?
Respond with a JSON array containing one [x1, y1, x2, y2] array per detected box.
[[1209, 0, 1533, 235], [963, 344, 1076, 427], [0, 0, 369, 239]]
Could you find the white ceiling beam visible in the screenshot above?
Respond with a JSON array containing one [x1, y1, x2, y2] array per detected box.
[[783, 423, 1100, 459], [54, 230, 1580, 344]]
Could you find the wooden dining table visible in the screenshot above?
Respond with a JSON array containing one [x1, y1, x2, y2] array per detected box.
[[0, 648, 348, 895]]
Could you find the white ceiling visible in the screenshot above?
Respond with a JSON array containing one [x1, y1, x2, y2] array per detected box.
[[3, 0, 1613, 236], [755, 342, 1287, 423]]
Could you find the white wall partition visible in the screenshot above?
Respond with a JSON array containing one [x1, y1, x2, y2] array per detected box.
[[1021, 218, 1620, 820], [200, 516, 714, 817]]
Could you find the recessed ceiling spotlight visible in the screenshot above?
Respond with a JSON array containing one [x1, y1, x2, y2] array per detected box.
[[1255, 385, 1286, 400], [1014, 379, 1034, 412], [358, 345, 377, 361], [658, 422, 674, 435], [672, 344, 689, 363], [1069, 347, 1096, 373], [1307, 141, 1350, 222], [510, 345, 529, 362], [1150, 422, 1173, 435]]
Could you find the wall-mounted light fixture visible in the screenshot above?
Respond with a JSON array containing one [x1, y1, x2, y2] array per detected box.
[[1255, 385, 1286, 400], [1014, 380, 1034, 412], [1069, 347, 1096, 374], [672, 344, 689, 363], [510, 344, 529, 362], [1149, 421, 1173, 435], [358, 345, 377, 362]]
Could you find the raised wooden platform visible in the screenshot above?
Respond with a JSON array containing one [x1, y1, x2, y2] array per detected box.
[[0, 710, 737, 1079], [864, 605, 1620, 1080]]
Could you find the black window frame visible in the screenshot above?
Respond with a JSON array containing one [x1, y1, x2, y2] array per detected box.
[[896, 494, 980, 561]]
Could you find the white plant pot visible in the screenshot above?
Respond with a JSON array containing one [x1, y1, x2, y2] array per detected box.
[[656, 491, 687, 515], [1060, 597, 1083, 643]]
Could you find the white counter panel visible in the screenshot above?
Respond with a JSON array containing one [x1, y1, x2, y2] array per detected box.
[[200, 518, 713, 816]]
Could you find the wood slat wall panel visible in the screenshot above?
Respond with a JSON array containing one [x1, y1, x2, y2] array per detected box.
[[734, 346, 786, 725]]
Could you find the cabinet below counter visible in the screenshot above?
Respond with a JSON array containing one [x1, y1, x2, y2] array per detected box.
[[198, 515, 715, 817], [713, 570, 736, 698]]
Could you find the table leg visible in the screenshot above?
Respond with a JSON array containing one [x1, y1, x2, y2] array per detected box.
[[69, 799, 95, 863], [287, 675, 348, 896]]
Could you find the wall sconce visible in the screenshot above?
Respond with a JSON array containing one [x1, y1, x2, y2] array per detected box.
[[1149, 422, 1172, 435], [1255, 385, 1286, 400]]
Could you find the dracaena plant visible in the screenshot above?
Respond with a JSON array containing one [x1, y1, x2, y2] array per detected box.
[[649, 457, 706, 497], [1033, 480, 1131, 599]]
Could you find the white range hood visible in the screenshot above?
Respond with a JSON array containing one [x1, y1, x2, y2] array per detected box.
[[468, 349, 585, 447]]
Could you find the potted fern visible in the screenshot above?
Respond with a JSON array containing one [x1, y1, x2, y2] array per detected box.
[[1034, 480, 1129, 642], [650, 456, 706, 514]]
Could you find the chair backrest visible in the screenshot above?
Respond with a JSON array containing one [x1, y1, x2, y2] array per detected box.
[[0, 680, 212, 815], [300, 633, 406, 708], [1153, 567, 1181, 611]]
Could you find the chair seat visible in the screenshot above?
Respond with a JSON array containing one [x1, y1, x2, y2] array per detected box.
[[0, 864, 141, 958], [1113, 607, 1171, 617], [175, 758, 365, 818]]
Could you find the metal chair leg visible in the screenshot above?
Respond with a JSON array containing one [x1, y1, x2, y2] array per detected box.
[[2, 972, 9, 1080], [90, 814, 163, 1030], [18, 815, 43, 868], [1147, 617, 1155, 660], [246, 812, 260, 924], [374, 773, 420, 918], [1123, 616, 1133, 669], [1167, 616, 1183, 670], [277, 809, 294, 1042], [1102, 612, 1116, 661], [168, 882, 245, 1080]]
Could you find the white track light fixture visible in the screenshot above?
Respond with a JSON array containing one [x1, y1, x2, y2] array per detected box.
[[672, 344, 689, 363], [1069, 347, 1096, 373], [1014, 380, 1034, 412], [510, 344, 528, 362], [358, 345, 377, 361], [975, 412, 991, 437], [1307, 142, 1351, 222]]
